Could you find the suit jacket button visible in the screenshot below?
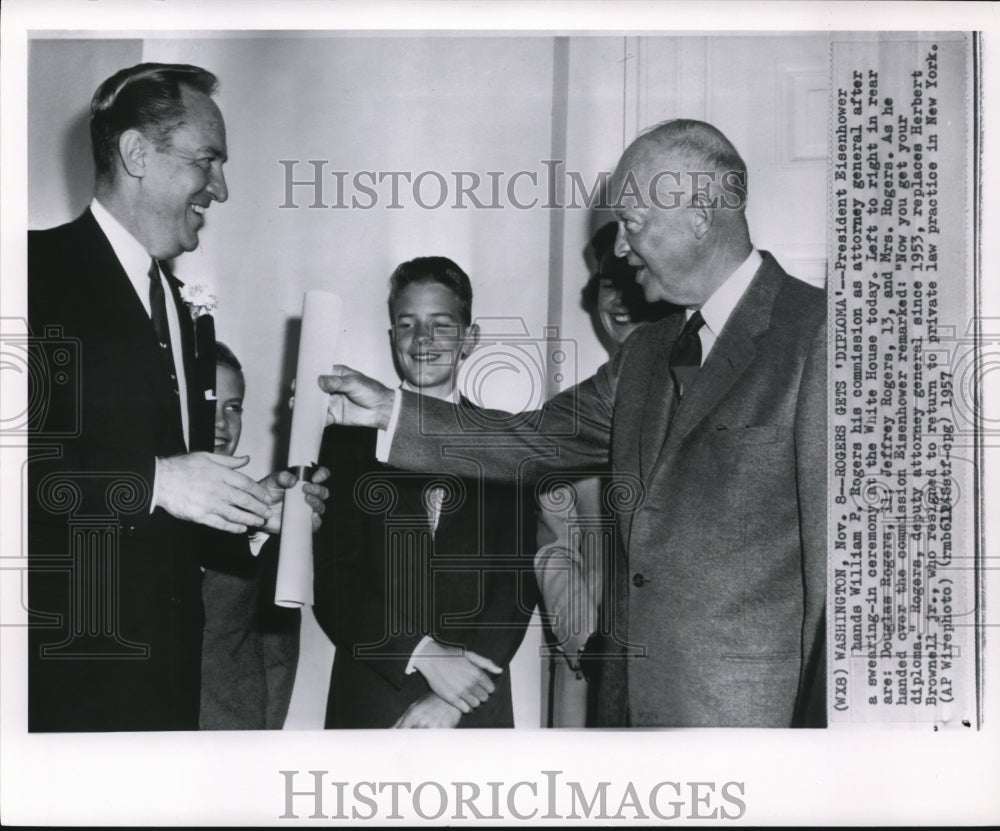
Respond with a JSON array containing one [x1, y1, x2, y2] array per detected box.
[[632, 573, 646, 587]]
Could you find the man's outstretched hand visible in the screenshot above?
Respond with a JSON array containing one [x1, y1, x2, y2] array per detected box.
[[258, 466, 331, 534], [155, 455, 331, 535], [154, 452, 274, 533], [318, 366, 395, 430]]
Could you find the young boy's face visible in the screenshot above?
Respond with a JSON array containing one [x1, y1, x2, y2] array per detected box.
[[214, 363, 245, 456], [390, 280, 477, 400]]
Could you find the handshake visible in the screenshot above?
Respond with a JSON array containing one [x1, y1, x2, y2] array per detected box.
[[154, 452, 330, 535]]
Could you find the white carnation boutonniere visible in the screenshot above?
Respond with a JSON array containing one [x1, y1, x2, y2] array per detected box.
[[180, 283, 218, 321]]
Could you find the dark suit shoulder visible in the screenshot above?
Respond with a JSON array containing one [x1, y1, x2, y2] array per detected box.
[[29, 210, 100, 255], [778, 268, 825, 308], [752, 255, 826, 368], [759, 251, 825, 310], [30, 214, 82, 277], [29, 210, 113, 308], [29, 213, 83, 242], [774, 272, 826, 335]]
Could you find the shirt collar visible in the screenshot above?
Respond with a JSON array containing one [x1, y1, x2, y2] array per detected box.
[[694, 249, 763, 337], [400, 381, 461, 405], [90, 198, 156, 283]]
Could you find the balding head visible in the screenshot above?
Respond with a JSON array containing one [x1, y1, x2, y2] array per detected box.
[[609, 119, 753, 308]]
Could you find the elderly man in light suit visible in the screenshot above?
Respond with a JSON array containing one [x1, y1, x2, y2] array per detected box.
[[319, 119, 827, 728]]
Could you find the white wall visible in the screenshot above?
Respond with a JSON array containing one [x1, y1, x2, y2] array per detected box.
[[28, 38, 142, 230]]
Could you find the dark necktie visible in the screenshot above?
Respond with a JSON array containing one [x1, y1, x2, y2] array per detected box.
[[669, 310, 705, 401], [148, 258, 181, 404]]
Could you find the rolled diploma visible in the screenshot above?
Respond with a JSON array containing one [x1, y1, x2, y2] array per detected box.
[[274, 290, 343, 607]]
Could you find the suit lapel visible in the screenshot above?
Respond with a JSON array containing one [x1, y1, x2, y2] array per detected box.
[[650, 254, 783, 475], [637, 317, 681, 480], [77, 210, 159, 351], [163, 265, 216, 452]]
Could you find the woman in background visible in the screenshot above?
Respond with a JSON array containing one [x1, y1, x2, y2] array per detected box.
[[535, 222, 674, 727]]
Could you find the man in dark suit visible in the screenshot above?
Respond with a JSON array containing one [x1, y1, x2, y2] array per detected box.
[[319, 120, 827, 728], [27, 63, 320, 732], [313, 257, 536, 729]]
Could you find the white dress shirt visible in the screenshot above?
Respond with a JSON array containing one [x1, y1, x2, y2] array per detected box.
[[689, 248, 763, 364]]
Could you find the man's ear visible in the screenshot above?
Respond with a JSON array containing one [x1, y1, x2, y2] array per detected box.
[[689, 201, 714, 240], [118, 129, 148, 179], [460, 322, 480, 359]]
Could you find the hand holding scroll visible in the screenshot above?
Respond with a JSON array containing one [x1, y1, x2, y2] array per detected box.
[[258, 466, 330, 535], [318, 366, 395, 430]]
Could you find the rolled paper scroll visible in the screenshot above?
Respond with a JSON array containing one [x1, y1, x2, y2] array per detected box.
[[274, 290, 343, 607]]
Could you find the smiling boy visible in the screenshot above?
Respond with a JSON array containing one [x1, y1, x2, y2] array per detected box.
[[312, 257, 535, 728]]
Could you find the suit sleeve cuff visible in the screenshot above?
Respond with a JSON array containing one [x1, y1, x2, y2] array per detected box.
[[375, 387, 402, 463], [150, 457, 161, 515], [249, 531, 270, 557], [405, 635, 435, 675]]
